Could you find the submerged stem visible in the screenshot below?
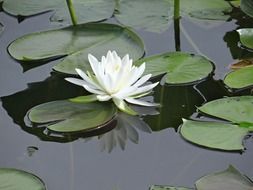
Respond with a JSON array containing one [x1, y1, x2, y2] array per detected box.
[[174, 0, 181, 51], [66, 0, 78, 26]]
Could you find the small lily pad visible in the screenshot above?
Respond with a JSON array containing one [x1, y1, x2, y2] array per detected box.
[[0, 168, 46, 190], [8, 23, 144, 75], [237, 28, 253, 50], [196, 165, 253, 190], [3, 0, 115, 24], [115, 0, 172, 33], [241, 0, 253, 18], [180, 119, 249, 151], [150, 185, 192, 190], [28, 100, 117, 133], [224, 65, 253, 89], [198, 96, 253, 125], [135, 52, 214, 85]]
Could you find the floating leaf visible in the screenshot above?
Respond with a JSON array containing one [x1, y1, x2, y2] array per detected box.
[[180, 119, 249, 151], [115, 0, 172, 33], [28, 100, 117, 133], [8, 23, 144, 75], [196, 165, 253, 190], [230, 59, 253, 70], [135, 52, 214, 85], [198, 96, 253, 125], [2, 0, 115, 24], [150, 185, 192, 190], [224, 65, 253, 89], [241, 0, 253, 18], [0, 168, 46, 190], [172, 0, 233, 20], [237, 28, 253, 50]]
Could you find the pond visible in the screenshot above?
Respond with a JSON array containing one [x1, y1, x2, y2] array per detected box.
[[0, 1, 253, 190]]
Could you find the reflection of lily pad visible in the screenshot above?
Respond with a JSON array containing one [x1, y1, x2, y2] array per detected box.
[[2, 0, 115, 24], [135, 52, 214, 85], [28, 101, 116, 133], [237, 28, 253, 50], [199, 96, 253, 125], [115, 0, 172, 33], [241, 0, 253, 18], [0, 23, 3, 35], [196, 165, 253, 190], [8, 23, 144, 75], [181, 119, 249, 150], [0, 168, 46, 190], [224, 65, 253, 89]]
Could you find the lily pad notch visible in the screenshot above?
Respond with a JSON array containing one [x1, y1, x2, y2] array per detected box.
[[135, 52, 214, 85], [180, 96, 253, 151]]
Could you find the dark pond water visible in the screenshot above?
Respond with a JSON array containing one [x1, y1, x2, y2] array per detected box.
[[0, 8, 253, 190]]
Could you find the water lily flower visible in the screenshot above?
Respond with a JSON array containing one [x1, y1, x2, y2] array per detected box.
[[65, 50, 159, 115]]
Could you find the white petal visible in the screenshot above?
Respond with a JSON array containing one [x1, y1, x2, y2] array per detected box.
[[113, 86, 138, 99], [127, 62, 146, 86], [82, 84, 106, 95], [97, 95, 112, 101], [133, 74, 152, 87], [75, 68, 102, 90], [125, 98, 159, 107], [65, 78, 87, 87], [129, 82, 159, 97]]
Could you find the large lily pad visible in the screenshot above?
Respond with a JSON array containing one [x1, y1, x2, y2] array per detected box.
[[115, 0, 172, 33], [198, 96, 253, 125], [2, 0, 115, 24], [196, 165, 253, 190], [0, 168, 46, 190], [224, 65, 253, 89], [180, 119, 250, 151], [241, 0, 253, 18], [8, 23, 144, 75], [135, 52, 214, 85], [28, 100, 116, 133], [237, 28, 253, 50]]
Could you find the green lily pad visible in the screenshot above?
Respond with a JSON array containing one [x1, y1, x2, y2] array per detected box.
[[150, 185, 192, 190], [115, 0, 172, 33], [196, 165, 253, 190], [198, 96, 253, 125], [28, 100, 117, 133], [135, 52, 214, 85], [0, 168, 46, 190], [177, 0, 233, 20], [180, 119, 250, 151], [224, 65, 253, 89], [241, 0, 253, 18], [237, 28, 253, 50], [2, 0, 115, 24], [115, 0, 233, 33], [8, 23, 144, 75]]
